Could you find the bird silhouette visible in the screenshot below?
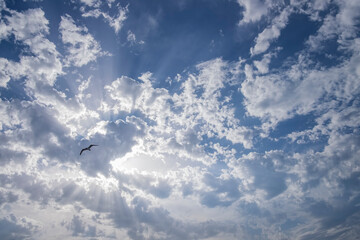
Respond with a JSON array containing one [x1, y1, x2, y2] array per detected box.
[[80, 144, 98, 155]]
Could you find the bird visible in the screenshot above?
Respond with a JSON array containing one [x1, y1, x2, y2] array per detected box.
[[80, 144, 98, 155]]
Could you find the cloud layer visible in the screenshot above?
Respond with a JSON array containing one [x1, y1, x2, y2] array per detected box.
[[0, 0, 359, 239]]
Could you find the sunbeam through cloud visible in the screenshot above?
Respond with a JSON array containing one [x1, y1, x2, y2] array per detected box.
[[0, 0, 360, 239]]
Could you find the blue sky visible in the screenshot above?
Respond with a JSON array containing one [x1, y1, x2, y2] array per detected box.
[[0, 0, 360, 239]]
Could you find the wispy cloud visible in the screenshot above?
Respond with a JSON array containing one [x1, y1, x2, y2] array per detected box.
[[81, 4, 128, 34], [127, 30, 145, 45], [250, 6, 292, 56], [79, 0, 100, 8]]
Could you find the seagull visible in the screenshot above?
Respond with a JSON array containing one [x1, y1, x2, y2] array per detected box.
[[80, 144, 98, 155]]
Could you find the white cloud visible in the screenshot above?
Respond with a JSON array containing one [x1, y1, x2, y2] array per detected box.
[[236, 0, 269, 25], [101, 59, 253, 172], [0, 168, 239, 239], [127, 30, 136, 43], [306, 0, 360, 52], [106, 0, 115, 8], [0, 7, 62, 87], [303, 0, 331, 21], [0, 99, 21, 131], [79, 0, 100, 8], [242, 37, 360, 132], [127, 30, 144, 45], [250, 6, 292, 55], [336, 0, 360, 27], [82, 4, 128, 34], [232, 2, 360, 231], [312, 0, 331, 10], [103, 75, 147, 113], [224, 130, 360, 238], [59, 14, 108, 67], [22, 36, 63, 86], [109, 5, 128, 34], [1, 1, 359, 239], [246, 0, 359, 57], [0, 59, 21, 87], [253, 52, 273, 74], [173, 59, 253, 148], [0, 8, 49, 41]]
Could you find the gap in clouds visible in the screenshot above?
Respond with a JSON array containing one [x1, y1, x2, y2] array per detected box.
[[0, 78, 29, 101], [273, 13, 320, 68], [0, 35, 24, 62]]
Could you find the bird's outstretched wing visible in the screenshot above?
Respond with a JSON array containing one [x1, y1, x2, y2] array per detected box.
[[80, 144, 98, 155]]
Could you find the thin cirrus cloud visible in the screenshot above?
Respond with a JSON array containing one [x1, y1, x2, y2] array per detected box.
[[0, 0, 359, 239], [81, 3, 128, 34]]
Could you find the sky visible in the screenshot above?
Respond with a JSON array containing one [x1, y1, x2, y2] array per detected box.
[[0, 0, 360, 239]]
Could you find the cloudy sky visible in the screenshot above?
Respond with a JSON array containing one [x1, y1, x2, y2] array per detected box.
[[0, 0, 360, 239]]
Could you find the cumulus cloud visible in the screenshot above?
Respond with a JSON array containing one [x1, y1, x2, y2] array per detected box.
[[225, 135, 360, 238], [241, 43, 360, 132], [231, 4, 360, 236], [236, 0, 270, 25], [253, 52, 273, 74], [306, 0, 360, 52], [172, 58, 253, 149], [0, 8, 49, 41], [0, 7, 62, 87], [59, 14, 108, 67], [102, 58, 253, 165], [1, 1, 359, 239], [0, 59, 21, 87]]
